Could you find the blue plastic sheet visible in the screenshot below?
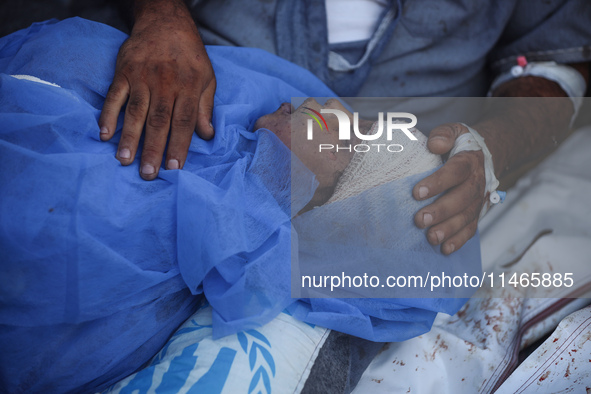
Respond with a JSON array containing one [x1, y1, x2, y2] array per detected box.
[[0, 18, 480, 393], [0, 18, 331, 393]]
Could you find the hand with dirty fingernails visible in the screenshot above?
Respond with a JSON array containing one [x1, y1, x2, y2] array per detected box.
[[98, 0, 216, 180]]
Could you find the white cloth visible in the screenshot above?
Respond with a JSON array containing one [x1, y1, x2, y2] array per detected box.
[[325, 0, 388, 44], [352, 125, 591, 393], [327, 121, 442, 204], [496, 305, 591, 393]]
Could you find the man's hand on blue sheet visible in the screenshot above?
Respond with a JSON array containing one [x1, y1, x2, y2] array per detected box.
[[98, 0, 216, 180]]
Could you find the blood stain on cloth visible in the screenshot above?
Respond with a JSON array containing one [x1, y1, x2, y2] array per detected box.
[[539, 370, 550, 382]]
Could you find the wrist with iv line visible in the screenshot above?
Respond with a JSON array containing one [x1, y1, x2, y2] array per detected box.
[[450, 60, 588, 218]]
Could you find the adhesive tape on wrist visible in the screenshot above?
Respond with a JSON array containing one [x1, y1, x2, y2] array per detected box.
[[449, 124, 501, 218]]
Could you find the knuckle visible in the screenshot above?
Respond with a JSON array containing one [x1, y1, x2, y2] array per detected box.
[[148, 102, 172, 129], [187, 65, 200, 77], [149, 63, 165, 76], [453, 122, 469, 135], [153, 100, 170, 115], [141, 143, 163, 160], [106, 81, 127, 98], [184, 66, 203, 85], [173, 114, 194, 130], [452, 151, 473, 166], [121, 63, 136, 75], [119, 133, 138, 148], [324, 98, 342, 109], [433, 198, 452, 222], [198, 99, 214, 114], [433, 174, 447, 191], [439, 122, 468, 140], [421, 172, 437, 187], [148, 113, 170, 129], [432, 207, 444, 224], [431, 123, 455, 137], [127, 96, 148, 119], [301, 98, 320, 110], [460, 151, 483, 177], [154, 100, 171, 114]]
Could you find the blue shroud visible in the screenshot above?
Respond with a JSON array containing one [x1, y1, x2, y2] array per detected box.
[[0, 18, 480, 393]]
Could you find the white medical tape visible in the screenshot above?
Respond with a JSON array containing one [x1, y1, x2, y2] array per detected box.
[[490, 61, 586, 125], [448, 123, 501, 218]]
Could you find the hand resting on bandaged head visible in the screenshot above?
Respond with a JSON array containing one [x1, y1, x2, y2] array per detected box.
[[254, 98, 442, 213]]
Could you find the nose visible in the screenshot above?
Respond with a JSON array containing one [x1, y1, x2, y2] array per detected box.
[[280, 102, 292, 114]]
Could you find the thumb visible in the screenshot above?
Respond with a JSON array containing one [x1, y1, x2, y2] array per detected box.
[[427, 123, 469, 155], [195, 81, 216, 140]]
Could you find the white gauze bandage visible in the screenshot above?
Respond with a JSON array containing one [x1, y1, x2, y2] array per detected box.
[[449, 123, 501, 218], [327, 120, 442, 204]]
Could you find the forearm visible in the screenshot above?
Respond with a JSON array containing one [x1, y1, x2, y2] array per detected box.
[[117, 0, 193, 29], [123, 0, 202, 64], [474, 63, 589, 178]]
